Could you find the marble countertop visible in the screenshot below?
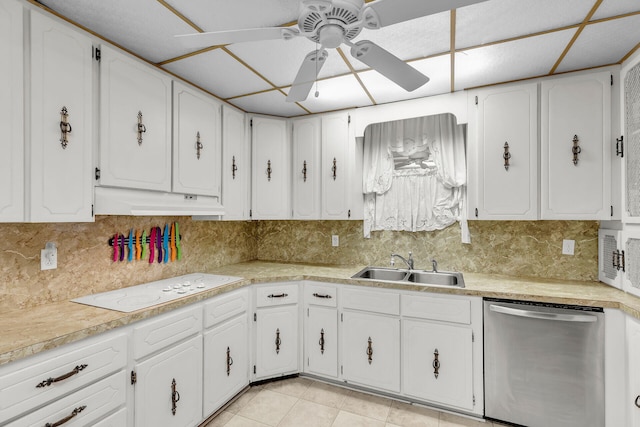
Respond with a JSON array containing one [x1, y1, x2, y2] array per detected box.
[[2, 260, 638, 366]]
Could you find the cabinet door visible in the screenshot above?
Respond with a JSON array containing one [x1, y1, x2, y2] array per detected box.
[[203, 315, 249, 416], [255, 305, 298, 379], [541, 72, 611, 219], [305, 306, 338, 378], [29, 11, 94, 222], [292, 117, 321, 219], [622, 227, 640, 298], [627, 315, 640, 427], [470, 84, 538, 219], [99, 45, 172, 192], [624, 59, 640, 223], [173, 82, 221, 196], [221, 106, 250, 220], [402, 319, 474, 411], [0, 0, 23, 222], [251, 116, 290, 219], [322, 112, 351, 219], [135, 335, 203, 427], [599, 228, 623, 289], [342, 311, 400, 393]]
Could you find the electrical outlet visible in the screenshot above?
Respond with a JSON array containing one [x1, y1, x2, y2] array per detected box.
[[562, 239, 575, 256], [41, 242, 57, 270], [332, 235, 339, 247]]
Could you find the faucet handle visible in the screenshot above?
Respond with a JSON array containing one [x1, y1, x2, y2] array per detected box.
[[390, 255, 395, 267]]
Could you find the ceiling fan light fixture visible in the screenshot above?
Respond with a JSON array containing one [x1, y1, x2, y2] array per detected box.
[[318, 24, 345, 49]]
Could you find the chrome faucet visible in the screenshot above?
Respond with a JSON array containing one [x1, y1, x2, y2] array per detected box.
[[390, 252, 414, 270], [431, 259, 438, 273]]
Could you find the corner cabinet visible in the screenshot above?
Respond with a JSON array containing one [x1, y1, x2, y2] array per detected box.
[[251, 116, 291, 219], [172, 82, 221, 197], [99, 44, 172, 192], [468, 83, 538, 220], [221, 106, 250, 220], [0, 0, 24, 222], [541, 71, 611, 219]]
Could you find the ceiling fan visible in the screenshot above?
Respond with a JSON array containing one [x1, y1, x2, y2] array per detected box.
[[176, 0, 486, 102]]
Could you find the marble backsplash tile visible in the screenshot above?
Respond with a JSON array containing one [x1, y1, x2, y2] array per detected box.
[[255, 220, 599, 282], [0, 217, 598, 310]]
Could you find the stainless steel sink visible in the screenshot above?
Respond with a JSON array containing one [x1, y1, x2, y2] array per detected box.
[[351, 266, 464, 288]]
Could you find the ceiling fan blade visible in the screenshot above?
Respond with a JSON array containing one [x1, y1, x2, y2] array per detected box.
[[350, 40, 428, 92], [362, 0, 487, 29], [286, 49, 328, 103], [175, 27, 296, 48]]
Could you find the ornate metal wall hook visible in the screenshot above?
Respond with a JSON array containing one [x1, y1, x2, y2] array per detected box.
[[503, 142, 511, 171], [59, 106, 72, 149], [572, 134, 581, 166]]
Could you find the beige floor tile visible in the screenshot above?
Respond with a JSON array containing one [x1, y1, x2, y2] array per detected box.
[[386, 401, 440, 427], [225, 386, 264, 414], [223, 414, 271, 427], [385, 424, 402, 427], [331, 410, 386, 427], [236, 389, 298, 427], [341, 389, 392, 421], [439, 412, 488, 427], [204, 410, 234, 427], [278, 399, 339, 427], [265, 376, 313, 398], [301, 381, 351, 408]]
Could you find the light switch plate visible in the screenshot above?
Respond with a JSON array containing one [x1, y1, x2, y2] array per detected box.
[[332, 235, 339, 247], [562, 239, 575, 255], [41, 242, 57, 270]]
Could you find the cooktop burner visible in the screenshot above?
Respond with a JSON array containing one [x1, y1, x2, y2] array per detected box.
[[71, 273, 243, 312]]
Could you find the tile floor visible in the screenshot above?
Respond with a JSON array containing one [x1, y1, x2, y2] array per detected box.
[[203, 377, 508, 427]]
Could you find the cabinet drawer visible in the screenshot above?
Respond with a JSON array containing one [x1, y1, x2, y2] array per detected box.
[[6, 370, 126, 427], [132, 303, 202, 360], [342, 287, 399, 315], [92, 407, 127, 427], [204, 289, 248, 329], [255, 283, 299, 307], [305, 282, 337, 307], [401, 293, 471, 325], [0, 331, 126, 423]]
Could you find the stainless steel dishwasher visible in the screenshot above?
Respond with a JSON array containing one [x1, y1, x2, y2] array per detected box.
[[483, 298, 604, 427]]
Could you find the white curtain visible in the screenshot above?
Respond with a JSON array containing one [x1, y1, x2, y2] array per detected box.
[[362, 113, 469, 241]]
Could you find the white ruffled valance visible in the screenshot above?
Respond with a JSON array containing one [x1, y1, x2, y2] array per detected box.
[[362, 113, 469, 242]]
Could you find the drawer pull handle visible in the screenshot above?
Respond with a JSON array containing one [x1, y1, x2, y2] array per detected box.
[[232, 156, 238, 179], [171, 378, 180, 416], [59, 106, 72, 149], [503, 141, 511, 171], [572, 134, 581, 166], [332, 157, 337, 180], [267, 160, 272, 181], [275, 328, 281, 354], [313, 292, 332, 299], [226, 346, 234, 376], [45, 405, 86, 427], [635, 395, 640, 408], [137, 111, 146, 145], [302, 160, 308, 182], [433, 348, 440, 379], [196, 131, 203, 159], [36, 364, 88, 388], [268, 293, 288, 299], [319, 328, 325, 354], [366, 337, 373, 364]]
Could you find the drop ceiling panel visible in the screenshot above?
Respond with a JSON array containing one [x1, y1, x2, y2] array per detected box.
[[358, 55, 451, 104], [161, 49, 272, 99], [229, 90, 306, 117], [227, 37, 351, 87], [297, 74, 374, 114], [163, 0, 300, 32], [592, 0, 640, 20], [38, 0, 195, 63], [455, 28, 576, 89], [456, 0, 593, 49], [556, 14, 640, 73]]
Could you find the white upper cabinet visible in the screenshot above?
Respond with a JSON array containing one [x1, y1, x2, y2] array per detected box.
[[172, 81, 221, 197], [251, 116, 290, 219], [541, 71, 611, 219], [292, 116, 322, 219], [0, 0, 24, 222], [29, 11, 94, 222], [468, 83, 538, 220], [623, 55, 640, 223], [99, 44, 172, 192], [221, 105, 250, 220], [322, 112, 352, 219]]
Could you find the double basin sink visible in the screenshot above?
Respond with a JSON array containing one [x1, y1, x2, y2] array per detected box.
[[351, 266, 465, 288]]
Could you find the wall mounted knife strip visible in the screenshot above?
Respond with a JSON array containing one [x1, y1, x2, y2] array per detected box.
[[108, 222, 182, 264]]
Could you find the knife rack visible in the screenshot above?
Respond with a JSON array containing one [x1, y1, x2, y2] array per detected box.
[[107, 231, 182, 246], [107, 222, 182, 263]]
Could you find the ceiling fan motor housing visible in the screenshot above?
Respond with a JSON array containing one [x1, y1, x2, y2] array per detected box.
[[299, 0, 365, 45]]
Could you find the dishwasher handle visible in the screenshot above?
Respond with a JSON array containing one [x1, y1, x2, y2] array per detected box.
[[489, 304, 598, 323]]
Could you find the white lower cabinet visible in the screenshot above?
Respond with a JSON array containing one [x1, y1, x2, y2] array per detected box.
[[342, 310, 401, 393], [134, 335, 203, 427], [628, 315, 640, 426], [304, 282, 339, 378], [402, 319, 473, 410], [254, 305, 299, 380]]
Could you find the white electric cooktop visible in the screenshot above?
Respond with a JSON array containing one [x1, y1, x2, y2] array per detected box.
[[72, 273, 243, 312]]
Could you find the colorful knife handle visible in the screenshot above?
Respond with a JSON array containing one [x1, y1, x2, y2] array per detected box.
[[156, 226, 163, 263], [175, 222, 182, 261], [119, 235, 125, 262], [170, 223, 176, 262], [141, 230, 148, 261], [113, 234, 119, 262], [149, 228, 156, 263], [127, 229, 133, 262], [163, 224, 169, 263], [135, 230, 141, 260]]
